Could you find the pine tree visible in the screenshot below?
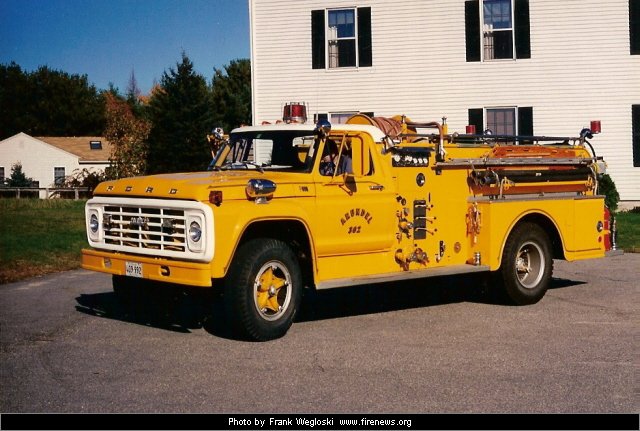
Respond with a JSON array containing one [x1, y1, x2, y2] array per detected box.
[[125, 69, 144, 117], [126, 69, 141, 102], [146, 54, 213, 174], [211, 59, 252, 132], [7, 163, 33, 187]]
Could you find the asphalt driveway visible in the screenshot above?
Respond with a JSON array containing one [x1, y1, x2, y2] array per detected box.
[[1, 254, 637, 414]]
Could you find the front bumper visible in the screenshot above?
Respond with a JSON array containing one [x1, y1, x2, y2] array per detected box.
[[81, 248, 213, 287]]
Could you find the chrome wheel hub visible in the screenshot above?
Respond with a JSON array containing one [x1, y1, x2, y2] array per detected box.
[[516, 241, 545, 289], [253, 261, 292, 321]]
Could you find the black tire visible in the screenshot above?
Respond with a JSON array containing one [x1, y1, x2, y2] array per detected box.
[[225, 239, 302, 341], [112, 274, 136, 298], [498, 222, 553, 305], [112, 275, 151, 305]]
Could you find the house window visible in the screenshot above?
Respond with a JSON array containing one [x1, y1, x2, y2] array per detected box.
[[330, 112, 358, 124], [633, 105, 640, 167], [89, 140, 102, 150], [312, 7, 372, 69], [314, 111, 374, 124], [486, 107, 516, 135], [483, 0, 514, 60], [632, 0, 640, 55], [466, 0, 530, 62], [54, 167, 65, 186], [329, 10, 356, 68], [468, 106, 533, 138], [0, 167, 4, 185]]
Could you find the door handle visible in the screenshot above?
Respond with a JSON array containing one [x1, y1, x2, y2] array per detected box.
[[369, 184, 384, 191]]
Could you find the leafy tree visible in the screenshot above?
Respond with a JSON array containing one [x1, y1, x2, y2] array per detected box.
[[211, 59, 252, 132], [0, 63, 105, 138], [61, 168, 106, 198], [146, 54, 213, 174], [62, 168, 106, 189], [104, 93, 151, 179], [0, 63, 31, 138], [7, 163, 33, 187]]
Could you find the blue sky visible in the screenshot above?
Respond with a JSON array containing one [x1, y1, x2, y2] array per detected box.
[[0, 0, 250, 94]]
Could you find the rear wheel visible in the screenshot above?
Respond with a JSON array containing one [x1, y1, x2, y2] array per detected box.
[[225, 239, 301, 341], [498, 223, 553, 305]]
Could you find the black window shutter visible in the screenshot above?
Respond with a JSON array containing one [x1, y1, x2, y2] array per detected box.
[[468, 108, 484, 132], [311, 10, 326, 69], [465, 1, 481, 62], [633, 105, 640, 167], [358, 7, 373, 67], [518, 107, 533, 136], [514, 0, 531, 59], [631, 0, 640, 55]]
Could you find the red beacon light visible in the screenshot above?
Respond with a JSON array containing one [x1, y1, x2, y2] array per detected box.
[[283, 102, 308, 124], [465, 125, 476, 134], [590, 120, 601, 134]]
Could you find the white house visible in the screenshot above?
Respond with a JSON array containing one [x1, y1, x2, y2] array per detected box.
[[249, 0, 640, 203], [0, 133, 112, 198]]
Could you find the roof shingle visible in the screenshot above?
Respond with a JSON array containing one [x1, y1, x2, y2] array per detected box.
[[35, 137, 113, 162]]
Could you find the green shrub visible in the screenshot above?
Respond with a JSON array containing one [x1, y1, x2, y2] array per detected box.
[[598, 174, 620, 212]]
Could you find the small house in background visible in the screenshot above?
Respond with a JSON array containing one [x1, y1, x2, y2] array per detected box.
[[0, 133, 112, 198]]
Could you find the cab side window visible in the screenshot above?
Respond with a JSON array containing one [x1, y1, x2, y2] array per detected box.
[[318, 136, 373, 177]]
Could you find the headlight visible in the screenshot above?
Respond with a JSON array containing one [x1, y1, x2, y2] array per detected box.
[[89, 214, 99, 233], [189, 221, 202, 243], [185, 213, 205, 253]]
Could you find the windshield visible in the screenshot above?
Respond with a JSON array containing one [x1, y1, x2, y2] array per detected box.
[[210, 130, 317, 172]]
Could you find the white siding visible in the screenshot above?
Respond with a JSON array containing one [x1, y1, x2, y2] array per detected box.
[[250, 0, 640, 201]]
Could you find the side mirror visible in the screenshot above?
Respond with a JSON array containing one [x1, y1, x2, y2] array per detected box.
[[314, 119, 332, 138]]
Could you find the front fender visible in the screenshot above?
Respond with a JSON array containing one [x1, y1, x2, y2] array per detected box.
[[209, 199, 316, 279]]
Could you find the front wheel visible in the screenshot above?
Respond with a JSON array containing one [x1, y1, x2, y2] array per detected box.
[[112, 274, 137, 299], [225, 239, 302, 341], [498, 223, 553, 305]]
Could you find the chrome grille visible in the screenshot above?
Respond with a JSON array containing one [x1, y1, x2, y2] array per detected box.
[[103, 205, 187, 251], [86, 197, 213, 262]]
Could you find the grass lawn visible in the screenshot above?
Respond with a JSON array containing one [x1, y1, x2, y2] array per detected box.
[[0, 198, 638, 284], [0, 198, 87, 284], [614, 210, 640, 252]]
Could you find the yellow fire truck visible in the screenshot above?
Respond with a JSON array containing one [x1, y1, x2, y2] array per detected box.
[[82, 109, 613, 340]]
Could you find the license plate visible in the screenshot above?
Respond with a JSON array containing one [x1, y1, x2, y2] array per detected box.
[[125, 261, 143, 278]]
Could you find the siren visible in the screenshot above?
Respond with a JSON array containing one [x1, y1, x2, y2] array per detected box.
[[283, 102, 308, 124]]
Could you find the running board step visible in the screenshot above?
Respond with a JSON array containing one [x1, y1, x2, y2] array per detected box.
[[316, 264, 491, 290]]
